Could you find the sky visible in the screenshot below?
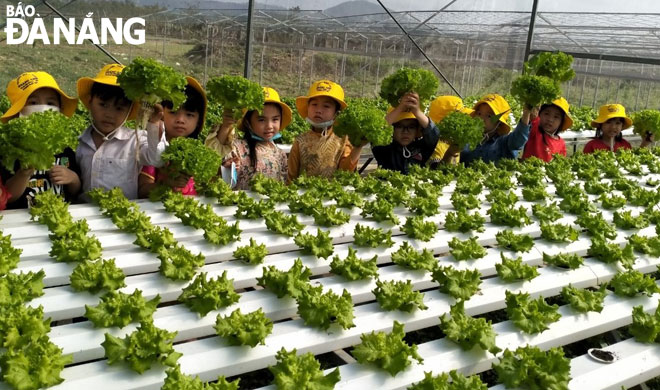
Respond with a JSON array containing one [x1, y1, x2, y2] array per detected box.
[[257, 0, 660, 13]]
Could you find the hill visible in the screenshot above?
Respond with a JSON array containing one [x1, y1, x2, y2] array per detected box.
[[324, 0, 385, 17]]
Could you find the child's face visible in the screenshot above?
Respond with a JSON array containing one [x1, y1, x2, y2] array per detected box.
[[539, 106, 563, 134], [164, 107, 199, 140], [26, 88, 60, 108], [89, 95, 132, 134], [249, 104, 281, 141], [393, 119, 420, 147], [473, 103, 497, 133], [307, 96, 338, 123], [601, 117, 624, 139]]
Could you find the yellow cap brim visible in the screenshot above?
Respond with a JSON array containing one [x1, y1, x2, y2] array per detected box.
[[77, 77, 139, 121], [473, 101, 511, 135], [185, 76, 208, 131], [295, 95, 347, 119], [269, 99, 292, 130], [591, 116, 632, 130], [1, 88, 78, 123], [561, 113, 573, 131]]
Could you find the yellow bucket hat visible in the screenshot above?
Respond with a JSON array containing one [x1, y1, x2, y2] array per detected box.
[[429, 96, 474, 123], [1, 71, 78, 123], [591, 104, 632, 129], [239, 87, 293, 130], [295, 80, 347, 119], [76, 64, 139, 120], [184, 76, 207, 130], [387, 106, 416, 124], [264, 87, 292, 129], [473, 94, 512, 135], [542, 97, 573, 132]]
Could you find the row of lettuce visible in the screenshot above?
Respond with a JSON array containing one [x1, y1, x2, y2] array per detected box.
[[1, 145, 660, 389]]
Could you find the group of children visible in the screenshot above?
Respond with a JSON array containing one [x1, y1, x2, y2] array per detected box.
[[0, 66, 655, 210]]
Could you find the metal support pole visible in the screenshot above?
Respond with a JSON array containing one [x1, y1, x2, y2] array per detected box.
[[210, 27, 215, 70], [452, 43, 460, 89], [219, 29, 226, 70], [579, 59, 589, 106], [375, 40, 383, 93], [243, 0, 255, 79], [477, 48, 486, 95], [309, 34, 316, 85], [259, 29, 266, 86], [341, 33, 348, 84], [204, 24, 210, 86], [524, 0, 540, 63], [162, 23, 166, 62], [635, 64, 644, 110], [298, 34, 304, 92], [592, 60, 603, 108], [362, 39, 369, 96], [635, 80, 642, 111], [466, 46, 475, 96], [460, 40, 470, 93]]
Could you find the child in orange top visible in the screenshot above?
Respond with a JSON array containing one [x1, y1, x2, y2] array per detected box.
[[138, 77, 207, 198], [1, 71, 80, 209], [287, 80, 366, 182], [583, 104, 653, 153], [521, 97, 572, 162]]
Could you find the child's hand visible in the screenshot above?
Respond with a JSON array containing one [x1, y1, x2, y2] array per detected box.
[[221, 109, 236, 129], [166, 173, 191, 189], [529, 106, 539, 121], [148, 103, 164, 124], [222, 150, 240, 168], [49, 166, 77, 185], [401, 92, 422, 114], [446, 143, 461, 156], [17, 167, 35, 178]]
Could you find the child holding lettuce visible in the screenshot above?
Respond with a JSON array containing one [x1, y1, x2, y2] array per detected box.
[[1, 71, 81, 209], [215, 87, 291, 190], [138, 77, 207, 197], [460, 94, 532, 165], [75, 64, 167, 201], [373, 92, 440, 174]]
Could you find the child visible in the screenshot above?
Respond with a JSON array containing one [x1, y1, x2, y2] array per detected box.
[[427, 95, 473, 166], [460, 94, 532, 165], [76, 64, 167, 201], [373, 92, 440, 174], [138, 77, 206, 198], [210, 87, 291, 190], [1, 71, 81, 209], [583, 104, 653, 153], [287, 80, 366, 182], [521, 97, 572, 162]]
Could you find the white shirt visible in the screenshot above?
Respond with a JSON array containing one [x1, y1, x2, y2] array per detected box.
[[76, 122, 167, 201]]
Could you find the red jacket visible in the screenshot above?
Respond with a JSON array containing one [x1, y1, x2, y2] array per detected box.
[[583, 138, 632, 154], [521, 118, 566, 162]]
